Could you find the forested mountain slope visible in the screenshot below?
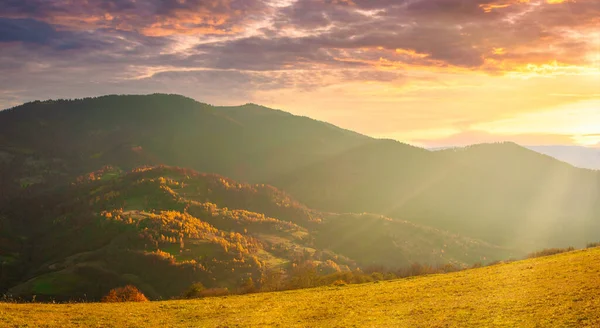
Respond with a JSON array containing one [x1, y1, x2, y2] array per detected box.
[[0, 94, 367, 196], [275, 141, 600, 250], [0, 166, 509, 301]]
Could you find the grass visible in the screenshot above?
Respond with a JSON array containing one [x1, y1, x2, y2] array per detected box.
[[2, 247, 600, 327], [161, 241, 218, 261]]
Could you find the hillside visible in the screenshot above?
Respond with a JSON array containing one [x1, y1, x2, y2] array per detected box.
[[2, 247, 599, 327], [276, 141, 600, 250], [0, 94, 368, 196], [0, 166, 510, 301], [1, 94, 599, 255]]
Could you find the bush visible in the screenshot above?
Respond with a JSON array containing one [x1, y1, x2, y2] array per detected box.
[[183, 283, 229, 299], [182, 283, 206, 299], [239, 277, 256, 294], [101, 285, 148, 302], [526, 247, 575, 259], [332, 280, 347, 286], [586, 242, 600, 249], [370, 272, 384, 281]]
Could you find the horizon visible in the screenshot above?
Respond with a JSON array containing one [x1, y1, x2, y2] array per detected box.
[[1, 0, 599, 147]]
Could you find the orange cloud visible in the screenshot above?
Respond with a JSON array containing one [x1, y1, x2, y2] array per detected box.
[[479, 3, 511, 13], [395, 48, 430, 59], [1, 0, 268, 37]]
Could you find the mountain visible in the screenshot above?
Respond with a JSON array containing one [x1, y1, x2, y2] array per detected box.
[[275, 141, 600, 250], [1, 94, 599, 254], [3, 247, 600, 327], [0, 166, 510, 301], [0, 94, 368, 197], [526, 145, 600, 170], [434, 145, 600, 170]]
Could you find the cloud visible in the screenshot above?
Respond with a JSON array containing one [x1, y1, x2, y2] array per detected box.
[[190, 0, 598, 74], [0, 18, 98, 50], [2, 0, 597, 72], [0, 18, 58, 44], [0, 0, 269, 36]]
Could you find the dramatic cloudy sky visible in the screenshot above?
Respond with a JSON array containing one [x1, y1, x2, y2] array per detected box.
[[0, 0, 598, 146]]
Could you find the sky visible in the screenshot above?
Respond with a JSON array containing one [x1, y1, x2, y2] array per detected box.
[[0, 0, 598, 147]]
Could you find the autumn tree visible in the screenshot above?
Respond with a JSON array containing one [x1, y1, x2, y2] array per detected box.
[[239, 277, 256, 294], [287, 261, 319, 289], [101, 285, 148, 302], [260, 268, 285, 292]]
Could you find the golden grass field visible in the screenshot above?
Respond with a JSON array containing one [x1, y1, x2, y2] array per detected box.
[[2, 247, 600, 327]]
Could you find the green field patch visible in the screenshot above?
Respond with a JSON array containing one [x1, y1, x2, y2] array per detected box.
[[125, 211, 152, 221], [122, 197, 149, 211], [291, 230, 309, 239], [255, 249, 288, 268], [89, 186, 106, 196], [100, 171, 121, 181], [30, 271, 84, 296]]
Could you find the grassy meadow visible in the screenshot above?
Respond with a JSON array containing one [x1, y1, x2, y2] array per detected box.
[[2, 247, 600, 327]]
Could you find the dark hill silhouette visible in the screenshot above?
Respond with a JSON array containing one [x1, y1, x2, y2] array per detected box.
[[0, 94, 368, 187]]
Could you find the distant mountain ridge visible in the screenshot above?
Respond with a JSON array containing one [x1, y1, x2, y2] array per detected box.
[[526, 145, 600, 170], [1, 94, 599, 260], [431, 145, 600, 170]]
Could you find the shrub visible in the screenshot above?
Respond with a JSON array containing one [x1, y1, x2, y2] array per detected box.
[[526, 247, 575, 259], [101, 285, 148, 302], [183, 283, 229, 299], [332, 280, 347, 286], [383, 272, 397, 280], [439, 263, 461, 273], [370, 272, 384, 281], [182, 283, 206, 299], [586, 242, 600, 249], [239, 277, 256, 294]]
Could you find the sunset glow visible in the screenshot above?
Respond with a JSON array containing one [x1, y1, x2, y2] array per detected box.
[[0, 0, 598, 146]]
